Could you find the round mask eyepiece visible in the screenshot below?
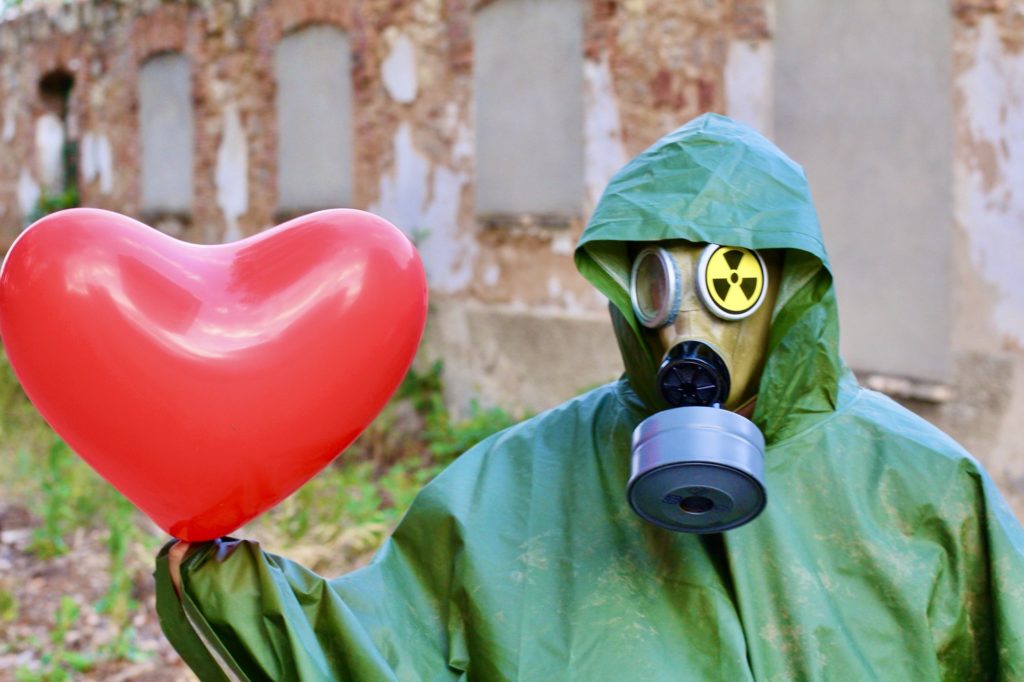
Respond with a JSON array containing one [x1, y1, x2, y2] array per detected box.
[[630, 247, 681, 329], [696, 244, 768, 320]]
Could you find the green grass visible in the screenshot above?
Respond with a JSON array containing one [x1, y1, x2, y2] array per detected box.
[[14, 597, 97, 681], [0, 587, 18, 623]]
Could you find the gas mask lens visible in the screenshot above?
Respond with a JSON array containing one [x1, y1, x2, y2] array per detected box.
[[629, 248, 680, 328], [630, 244, 769, 325]]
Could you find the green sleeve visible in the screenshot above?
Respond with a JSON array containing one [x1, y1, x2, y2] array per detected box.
[[154, 541, 234, 682], [155, 534, 457, 681]]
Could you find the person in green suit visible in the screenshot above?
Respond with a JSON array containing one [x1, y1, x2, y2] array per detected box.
[[156, 114, 1024, 680]]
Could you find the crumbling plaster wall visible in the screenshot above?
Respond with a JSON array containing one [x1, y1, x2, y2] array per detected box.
[[1, 0, 1022, 515], [0, 0, 760, 416], [417, 0, 769, 413], [0, 0, 405, 244], [0, 2, 137, 233]]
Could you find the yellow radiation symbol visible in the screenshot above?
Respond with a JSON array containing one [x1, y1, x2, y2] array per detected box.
[[701, 245, 766, 318]]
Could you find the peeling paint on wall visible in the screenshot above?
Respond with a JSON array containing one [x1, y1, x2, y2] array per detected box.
[[2, 101, 14, 142], [418, 164, 475, 293], [370, 123, 475, 292], [215, 103, 248, 243], [583, 56, 628, 208], [34, 113, 64, 191], [955, 16, 1024, 344], [381, 30, 418, 104], [483, 264, 500, 286], [550, 232, 574, 255], [725, 39, 773, 135], [449, 103, 473, 163], [81, 131, 113, 194], [371, 124, 430, 236], [17, 168, 39, 219]]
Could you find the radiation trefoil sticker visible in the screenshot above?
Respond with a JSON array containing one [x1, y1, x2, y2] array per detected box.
[[697, 245, 768, 320]]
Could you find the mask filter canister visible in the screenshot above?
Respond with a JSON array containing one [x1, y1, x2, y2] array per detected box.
[[627, 406, 766, 533]]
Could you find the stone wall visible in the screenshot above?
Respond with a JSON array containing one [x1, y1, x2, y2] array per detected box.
[[1, 0, 1024, 518]]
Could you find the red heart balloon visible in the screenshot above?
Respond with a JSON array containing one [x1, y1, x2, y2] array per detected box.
[[0, 208, 427, 541]]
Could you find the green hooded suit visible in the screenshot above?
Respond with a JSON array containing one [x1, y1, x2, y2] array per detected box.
[[156, 114, 1024, 680]]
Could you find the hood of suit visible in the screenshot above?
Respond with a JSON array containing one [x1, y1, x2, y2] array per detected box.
[[575, 113, 843, 444]]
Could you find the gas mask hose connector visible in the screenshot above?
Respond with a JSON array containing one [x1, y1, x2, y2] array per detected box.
[[656, 340, 730, 408]]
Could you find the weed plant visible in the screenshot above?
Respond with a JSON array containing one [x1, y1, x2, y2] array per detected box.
[[14, 596, 96, 681], [0, 586, 18, 623]]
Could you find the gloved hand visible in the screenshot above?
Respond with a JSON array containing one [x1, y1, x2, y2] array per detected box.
[[167, 541, 191, 597]]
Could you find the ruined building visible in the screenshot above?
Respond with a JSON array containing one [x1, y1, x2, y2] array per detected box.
[[1, 0, 1023, 515]]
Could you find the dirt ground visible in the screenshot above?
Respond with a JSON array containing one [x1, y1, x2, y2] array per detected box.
[[0, 504, 196, 681]]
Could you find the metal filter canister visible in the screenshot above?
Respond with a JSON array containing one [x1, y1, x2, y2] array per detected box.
[[627, 406, 766, 533]]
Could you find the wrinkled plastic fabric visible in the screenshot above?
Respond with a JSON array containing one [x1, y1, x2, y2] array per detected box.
[[156, 114, 1024, 680]]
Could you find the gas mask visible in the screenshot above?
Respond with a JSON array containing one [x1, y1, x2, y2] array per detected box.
[[626, 242, 781, 533]]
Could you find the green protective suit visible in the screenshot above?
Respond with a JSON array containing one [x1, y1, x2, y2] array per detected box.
[[156, 114, 1024, 680]]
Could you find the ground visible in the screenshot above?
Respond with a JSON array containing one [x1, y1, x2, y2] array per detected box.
[[0, 512, 195, 681]]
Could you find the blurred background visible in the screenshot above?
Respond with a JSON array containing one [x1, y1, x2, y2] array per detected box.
[[0, 0, 1021, 679]]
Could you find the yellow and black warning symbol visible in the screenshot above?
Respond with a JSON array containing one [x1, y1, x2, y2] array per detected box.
[[698, 245, 767, 319]]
